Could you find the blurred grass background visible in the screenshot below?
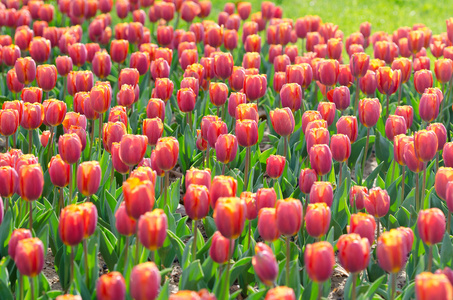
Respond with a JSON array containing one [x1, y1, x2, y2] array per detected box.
[[210, 0, 451, 36]]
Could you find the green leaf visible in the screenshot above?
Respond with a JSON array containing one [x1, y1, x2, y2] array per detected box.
[[179, 260, 204, 290], [441, 233, 453, 267], [167, 230, 185, 264], [0, 279, 13, 300], [99, 226, 119, 271], [362, 275, 385, 299]]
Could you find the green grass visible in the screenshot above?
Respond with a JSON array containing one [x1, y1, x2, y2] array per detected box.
[[211, 0, 451, 37]]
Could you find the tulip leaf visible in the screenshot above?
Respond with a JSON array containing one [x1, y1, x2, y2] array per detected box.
[[441, 233, 453, 267], [0, 211, 12, 257], [360, 275, 385, 299], [245, 288, 267, 300], [99, 225, 119, 271], [364, 162, 384, 189], [0, 279, 13, 300], [167, 229, 185, 264], [179, 259, 204, 290], [156, 281, 170, 300]]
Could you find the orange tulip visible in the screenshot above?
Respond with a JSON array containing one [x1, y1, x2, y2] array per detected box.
[[337, 233, 371, 273], [138, 209, 168, 251], [415, 272, 453, 300], [349, 213, 376, 246], [96, 272, 126, 300], [304, 241, 335, 282], [214, 197, 246, 239], [59, 204, 85, 246], [129, 262, 161, 300], [417, 208, 446, 246], [14, 238, 44, 277]]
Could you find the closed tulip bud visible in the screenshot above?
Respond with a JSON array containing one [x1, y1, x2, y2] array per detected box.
[[227, 93, 246, 118], [235, 103, 258, 124], [330, 85, 350, 111], [359, 70, 377, 96], [254, 188, 276, 211], [337, 64, 354, 87], [273, 55, 290, 73], [208, 82, 228, 107], [287, 64, 313, 89], [298, 168, 316, 195], [304, 241, 335, 283], [6, 69, 24, 93], [0, 109, 19, 137], [196, 130, 207, 152], [358, 98, 381, 128], [111, 143, 129, 175], [395, 105, 414, 129], [252, 243, 278, 286], [426, 123, 447, 152], [210, 231, 234, 264], [300, 110, 321, 134], [444, 144, 453, 168], [336, 116, 358, 143], [376, 67, 401, 95], [309, 181, 333, 207], [276, 198, 302, 236], [29, 37, 50, 64], [434, 59, 453, 84], [391, 58, 412, 84], [385, 115, 407, 141], [119, 134, 148, 167], [270, 107, 295, 137], [309, 144, 332, 176], [155, 136, 179, 171], [414, 130, 437, 162], [330, 134, 351, 162], [236, 119, 258, 147], [215, 134, 238, 164], [3, 45, 20, 67], [279, 83, 302, 111], [76, 161, 101, 197], [58, 133, 82, 165], [14, 27, 33, 52], [138, 209, 167, 251], [242, 51, 260, 69], [305, 203, 331, 238], [96, 272, 126, 300], [265, 155, 285, 179], [130, 262, 161, 300], [365, 187, 390, 218], [241, 191, 257, 220], [79, 202, 97, 239], [59, 204, 84, 246], [316, 102, 336, 126], [8, 229, 32, 260], [115, 202, 137, 236], [15, 238, 44, 277], [91, 51, 111, 79], [318, 59, 340, 87], [0, 165, 17, 200], [419, 92, 440, 123], [146, 98, 166, 121], [151, 78, 174, 102], [109, 39, 129, 64], [214, 197, 246, 239], [210, 175, 237, 209], [257, 207, 280, 241], [43, 99, 67, 127], [349, 212, 376, 245], [436, 167, 453, 201], [184, 169, 210, 191], [337, 233, 371, 273], [14, 57, 36, 85], [350, 52, 370, 78], [414, 69, 434, 94], [222, 29, 238, 51], [123, 177, 155, 220], [184, 184, 210, 220], [116, 84, 135, 108], [377, 229, 408, 273], [306, 127, 330, 153], [35, 64, 57, 92], [181, 77, 199, 98], [213, 52, 234, 81], [141, 118, 163, 147], [48, 155, 69, 188], [417, 208, 445, 246], [55, 56, 73, 77]]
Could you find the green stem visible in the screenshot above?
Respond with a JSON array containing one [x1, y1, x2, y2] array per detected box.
[[401, 168, 405, 204], [352, 272, 357, 300], [386, 94, 390, 119], [30, 276, 34, 300], [192, 220, 198, 262], [317, 281, 322, 300], [353, 78, 360, 114], [428, 245, 433, 272], [397, 84, 402, 106], [28, 130, 33, 154], [284, 136, 288, 160], [415, 173, 420, 212], [123, 236, 129, 277], [110, 160, 115, 193], [83, 239, 89, 289], [29, 201, 32, 231], [62, 77, 67, 101], [244, 147, 251, 191], [19, 274, 24, 300], [206, 145, 210, 169], [448, 213, 451, 236], [248, 221, 252, 250], [376, 218, 380, 242], [286, 236, 290, 286], [88, 119, 95, 161], [46, 126, 54, 162], [421, 163, 427, 211], [135, 225, 140, 265], [390, 272, 396, 300], [164, 171, 169, 208], [362, 127, 370, 175], [221, 241, 232, 300], [69, 246, 74, 293], [69, 164, 73, 203]]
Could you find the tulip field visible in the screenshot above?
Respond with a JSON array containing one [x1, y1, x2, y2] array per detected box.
[[3, 0, 453, 300]]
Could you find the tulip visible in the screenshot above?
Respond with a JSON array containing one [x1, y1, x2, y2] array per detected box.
[[0, 109, 19, 150], [305, 203, 331, 238], [213, 52, 234, 80], [304, 241, 335, 285], [337, 232, 371, 277], [210, 231, 235, 264], [404, 141, 425, 175], [151, 78, 174, 102], [14, 57, 36, 85], [184, 184, 210, 221], [317, 102, 336, 126], [359, 70, 377, 96], [434, 58, 453, 85], [2, 44, 20, 67], [115, 202, 137, 237], [213, 196, 246, 241], [110, 39, 129, 64], [35, 65, 57, 94], [336, 116, 358, 143], [365, 187, 390, 219], [130, 262, 161, 300], [444, 143, 453, 168], [138, 209, 167, 253], [418, 209, 445, 271], [309, 144, 332, 176], [349, 213, 376, 246], [14, 238, 44, 277], [56, 56, 73, 78], [265, 155, 285, 179], [48, 154, 70, 189], [185, 168, 211, 190], [0, 166, 18, 207], [265, 286, 296, 300], [414, 130, 437, 163], [419, 91, 440, 123], [252, 243, 278, 286], [96, 272, 126, 300], [414, 70, 434, 94], [8, 229, 32, 261], [123, 177, 154, 221], [77, 161, 101, 198], [215, 134, 238, 168], [243, 74, 267, 105], [59, 204, 84, 246], [146, 98, 166, 121], [21, 87, 43, 104], [385, 115, 407, 141], [350, 52, 370, 78], [377, 229, 407, 277], [209, 82, 228, 109], [415, 272, 453, 300], [118, 135, 148, 168], [257, 207, 280, 242], [280, 83, 302, 112]]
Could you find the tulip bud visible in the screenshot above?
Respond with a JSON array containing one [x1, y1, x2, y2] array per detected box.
[[394, 105, 414, 129], [214, 134, 238, 164], [48, 155, 70, 188], [377, 229, 408, 273], [336, 116, 358, 143], [305, 203, 331, 238], [304, 241, 335, 282], [0, 109, 19, 137], [96, 272, 126, 300], [8, 229, 32, 260], [385, 115, 407, 141], [130, 262, 161, 300], [414, 70, 434, 94], [59, 204, 84, 246], [266, 155, 285, 179], [349, 212, 376, 245], [426, 123, 447, 152], [151, 78, 174, 102], [350, 52, 370, 78], [213, 52, 234, 80], [14, 57, 36, 85], [155, 137, 179, 171], [110, 39, 129, 64], [15, 238, 44, 277], [417, 208, 446, 246], [243, 74, 267, 102], [337, 233, 371, 273], [214, 197, 246, 239], [119, 135, 148, 167], [209, 82, 228, 107], [123, 177, 154, 220], [252, 243, 278, 286], [414, 130, 437, 162], [270, 107, 295, 137], [21, 87, 43, 104], [115, 202, 137, 237], [309, 144, 332, 176], [58, 133, 82, 165], [138, 209, 167, 251], [358, 98, 381, 128], [235, 119, 258, 147], [276, 198, 302, 236], [365, 187, 390, 218], [265, 286, 296, 300], [415, 272, 453, 300], [77, 161, 101, 197], [444, 144, 453, 168], [17, 163, 43, 202], [210, 231, 234, 264], [419, 92, 440, 123]]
